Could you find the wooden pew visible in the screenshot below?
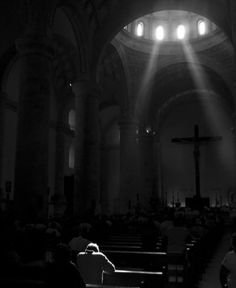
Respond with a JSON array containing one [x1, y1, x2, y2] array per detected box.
[[100, 244, 143, 251], [99, 235, 164, 251], [103, 269, 165, 288], [86, 284, 139, 288], [102, 250, 167, 273], [0, 278, 45, 288]]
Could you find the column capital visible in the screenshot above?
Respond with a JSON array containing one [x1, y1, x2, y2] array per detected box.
[[16, 34, 54, 59]]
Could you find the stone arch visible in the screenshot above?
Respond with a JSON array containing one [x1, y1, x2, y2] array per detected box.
[[111, 38, 132, 111], [88, 0, 231, 68], [97, 43, 129, 113], [52, 4, 90, 78], [107, 0, 231, 44], [0, 46, 20, 198], [154, 88, 236, 206], [0, 46, 17, 92], [147, 61, 234, 125], [156, 89, 234, 132]]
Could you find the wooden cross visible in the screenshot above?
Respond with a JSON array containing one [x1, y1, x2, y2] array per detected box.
[[171, 124, 222, 200]]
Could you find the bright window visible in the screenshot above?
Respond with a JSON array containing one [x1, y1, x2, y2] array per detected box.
[[155, 25, 164, 40], [177, 24, 186, 40], [136, 21, 144, 37], [198, 20, 206, 35]]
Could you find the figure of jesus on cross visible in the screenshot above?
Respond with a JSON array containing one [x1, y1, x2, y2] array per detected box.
[[172, 124, 222, 202]]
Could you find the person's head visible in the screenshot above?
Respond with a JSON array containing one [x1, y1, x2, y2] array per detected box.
[[54, 243, 72, 263], [231, 233, 236, 251], [85, 242, 99, 253]]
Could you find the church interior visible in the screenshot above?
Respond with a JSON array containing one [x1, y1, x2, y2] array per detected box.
[[1, 0, 236, 287]]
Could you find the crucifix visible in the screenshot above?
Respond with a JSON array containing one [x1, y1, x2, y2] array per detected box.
[[171, 124, 222, 200]]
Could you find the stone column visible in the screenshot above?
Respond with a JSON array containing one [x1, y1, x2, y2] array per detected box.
[[100, 140, 107, 214], [72, 80, 100, 217], [119, 116, 139, 213], [153, 136, 165, 205], [72, 81, 86, 216], [229, 2, 236, 102], [84, 84, 101, 216], [53, 87, 71, 217], [139, 126, 154, 206], [14, 35, 53, 220], [0, 92, 6, 194], [230, 1, 236, 187]]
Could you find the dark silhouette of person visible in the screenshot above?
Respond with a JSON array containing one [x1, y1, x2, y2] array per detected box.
[[77, 242, 115, 284], [220, 233, 236, 288], [45, 243, 85, 288]]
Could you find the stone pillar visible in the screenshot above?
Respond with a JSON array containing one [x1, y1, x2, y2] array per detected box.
[[139, 126, 154, 207], [100, 140, 107, 214], [53, 87, 71, 217], [72, 80, 100, 217], [72, 81, 86, 216], [229, 2, 236, 101], [230, 1, 236, 186], [84, 84, 101, 216], [0, 92, 6, 194], [230, 1, 236, 47], [119, 116, 139, 213], [14, 35, 53, 220], [153, 136, 165, 205]]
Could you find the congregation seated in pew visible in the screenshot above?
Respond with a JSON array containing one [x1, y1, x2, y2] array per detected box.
[[0, 205, 226, 288], [45, 243, 85, 288], [163, 215, 192, 255]]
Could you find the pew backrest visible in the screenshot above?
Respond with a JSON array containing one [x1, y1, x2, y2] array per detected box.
[[102, 250, 167, 272], [103, 269, 165, 288]]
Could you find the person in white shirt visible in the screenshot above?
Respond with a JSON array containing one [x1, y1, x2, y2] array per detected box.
[[76, 242, 115, 285], [220, 233, 236, 288]]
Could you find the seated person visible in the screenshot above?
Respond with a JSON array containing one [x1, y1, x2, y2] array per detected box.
[[68, 228, 91, 263], [164, 216, 191, 254], [77, 242, 115, 285], [220, 233, 236, 288], [69, 227, 90, 251], [46, 243, 85, 288]]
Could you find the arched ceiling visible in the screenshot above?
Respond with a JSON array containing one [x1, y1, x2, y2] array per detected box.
[[145, 62, 234, 124], [83, 0, 232, 51], [98, 43, 128, 111], [156, 89, 234, 131], [75, 1, 234, 125]]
